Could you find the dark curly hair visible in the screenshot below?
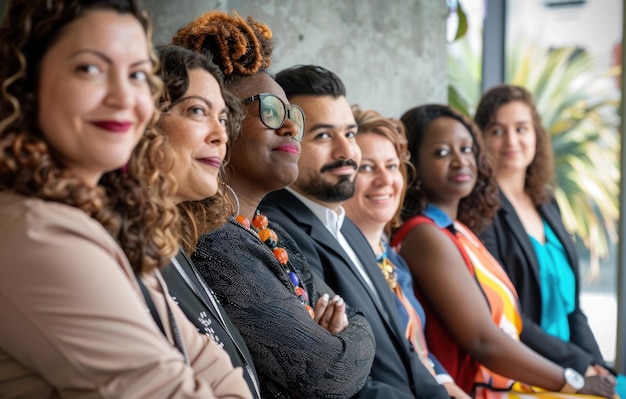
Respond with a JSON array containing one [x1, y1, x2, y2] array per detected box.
[[352, 105, 414, 237], [0, 0, 179, 272], [400, 104, 499, 233], [474, 84, 555, 205], [155, 44, 244, 254]]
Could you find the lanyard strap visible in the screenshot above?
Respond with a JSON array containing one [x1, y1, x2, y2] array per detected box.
[[174, 251, 262, 399], [135, 273, 188, 364]]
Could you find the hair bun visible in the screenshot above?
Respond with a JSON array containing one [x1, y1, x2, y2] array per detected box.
[[171, 10, 273, 77]]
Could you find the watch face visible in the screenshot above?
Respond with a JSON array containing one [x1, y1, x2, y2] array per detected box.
[[564, 368, 585, 390]]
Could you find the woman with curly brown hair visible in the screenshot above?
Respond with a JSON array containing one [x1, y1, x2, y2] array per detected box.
[[153, 44, 261, 399], [0, 1, 250, 397], [391, 104, 614, 399], [171, 10, 375, 398], [475, 85, 613, 382]]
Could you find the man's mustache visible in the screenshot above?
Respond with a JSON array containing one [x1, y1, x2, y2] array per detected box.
[[320, 159, 358, 173]]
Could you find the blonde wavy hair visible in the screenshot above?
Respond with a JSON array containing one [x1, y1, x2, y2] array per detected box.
[[0, 0, 179, 272]]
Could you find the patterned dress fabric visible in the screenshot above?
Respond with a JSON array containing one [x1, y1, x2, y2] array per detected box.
[[393, 205, 611, 399]]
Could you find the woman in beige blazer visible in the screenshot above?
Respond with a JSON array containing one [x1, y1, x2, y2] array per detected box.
[[0, 0, 251, 397]]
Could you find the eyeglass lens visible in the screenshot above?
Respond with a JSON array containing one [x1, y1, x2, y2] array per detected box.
[[260, 95, 304, 140]]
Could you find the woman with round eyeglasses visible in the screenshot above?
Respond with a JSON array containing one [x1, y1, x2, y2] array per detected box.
[[242, 93, 305, 142], [171, 10, 375, 399]]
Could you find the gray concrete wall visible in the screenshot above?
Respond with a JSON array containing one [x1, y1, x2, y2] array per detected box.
[[146, 0, 448, 118], [0, 0, 448, 118]]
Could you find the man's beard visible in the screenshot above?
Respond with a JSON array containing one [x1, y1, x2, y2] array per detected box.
[[298, 159, 358, 203], [299, 174, 356, 203]]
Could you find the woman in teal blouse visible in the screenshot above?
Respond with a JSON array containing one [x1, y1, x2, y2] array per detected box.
[[475, 84, 614, 381]]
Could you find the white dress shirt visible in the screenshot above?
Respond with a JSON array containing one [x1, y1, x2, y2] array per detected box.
[[286, 187, 381, 304]]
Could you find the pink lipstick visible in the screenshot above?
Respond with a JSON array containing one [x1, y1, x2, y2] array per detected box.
[[198, 157, 222, 168], [449, 173, 471, 182], [274, 143, 300, 155]]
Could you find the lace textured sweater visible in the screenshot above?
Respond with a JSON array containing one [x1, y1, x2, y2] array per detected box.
[[192, 218, 375, 398]]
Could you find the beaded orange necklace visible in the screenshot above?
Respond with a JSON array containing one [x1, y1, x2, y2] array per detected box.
[[236, 210, 315, 319]]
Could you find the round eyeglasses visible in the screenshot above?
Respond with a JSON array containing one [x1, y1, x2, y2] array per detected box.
[[242, 93, 305, 142]]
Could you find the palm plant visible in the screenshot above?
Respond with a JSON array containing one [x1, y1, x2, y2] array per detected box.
[[448, 40, 621, 280], [448, 37, 482, 117]]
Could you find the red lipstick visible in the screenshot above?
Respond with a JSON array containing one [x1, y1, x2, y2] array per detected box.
[[92, 121, 132, 133]]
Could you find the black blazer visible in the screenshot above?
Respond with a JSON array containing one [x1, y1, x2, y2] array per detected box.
[[161, 249, 261, 399], [260, 189, 449, 399], [480, 191, 606, 372]]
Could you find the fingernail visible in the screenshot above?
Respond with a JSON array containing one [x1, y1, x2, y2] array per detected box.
[[331, 295, 340, 303], [336, 297, 344, 305], [321, 293, 329, 301]]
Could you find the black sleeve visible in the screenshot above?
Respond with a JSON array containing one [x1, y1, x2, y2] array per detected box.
[[480, 207, 605, 372], [263, 206, 449, 399], [520, 314, 593, 373], [192, 221, 375, 398], [568, 308, 606, 366]]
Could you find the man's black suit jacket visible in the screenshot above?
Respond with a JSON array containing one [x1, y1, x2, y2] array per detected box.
[[260, 189, 449, 399], [480, 190, 606, 373]]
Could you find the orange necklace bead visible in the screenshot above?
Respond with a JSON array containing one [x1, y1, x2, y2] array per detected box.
[[236, 214, 250, 228], [251, 213, 269, 229], [236, 210, 313, 319]]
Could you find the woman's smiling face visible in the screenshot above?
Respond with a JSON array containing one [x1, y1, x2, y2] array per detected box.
[[37, 10, 153, 186], [417, 116, 477, 209], [159, 68, 228, 203], [345, 132, 404, 234], [228, 73, 302, 193]]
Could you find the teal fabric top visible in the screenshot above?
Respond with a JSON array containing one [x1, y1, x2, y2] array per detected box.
[[528, 219, 575, 341]]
